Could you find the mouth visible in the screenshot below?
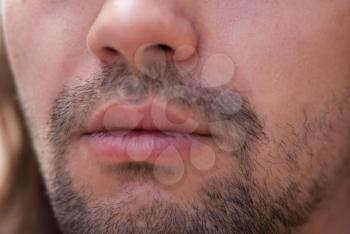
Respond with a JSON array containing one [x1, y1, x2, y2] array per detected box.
[[81, 98, 212, 164]]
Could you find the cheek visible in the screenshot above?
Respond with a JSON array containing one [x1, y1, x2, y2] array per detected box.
[[194, 2, 350, 183], [222, 3, 350, 129], [3, 0, 102, 128]]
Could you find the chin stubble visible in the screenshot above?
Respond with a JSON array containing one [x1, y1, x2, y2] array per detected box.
[[45, 60, 346, 234]]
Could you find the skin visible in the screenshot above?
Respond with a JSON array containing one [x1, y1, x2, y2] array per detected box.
[[2, 0, 350, 233]]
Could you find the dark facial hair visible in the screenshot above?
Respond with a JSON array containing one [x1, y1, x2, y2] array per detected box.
[[46, 60, 323, 234]]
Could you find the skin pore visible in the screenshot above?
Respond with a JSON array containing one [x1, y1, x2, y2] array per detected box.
[[2, 0, 350, 233]]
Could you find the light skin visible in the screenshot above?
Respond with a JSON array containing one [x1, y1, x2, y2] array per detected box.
[[2, 0, 350, 233]]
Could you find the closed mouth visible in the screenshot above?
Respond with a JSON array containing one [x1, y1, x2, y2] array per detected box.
[[81, 98, 212, 164]]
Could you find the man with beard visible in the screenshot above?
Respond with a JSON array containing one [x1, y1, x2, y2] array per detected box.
[[0, 0, 350, 233]]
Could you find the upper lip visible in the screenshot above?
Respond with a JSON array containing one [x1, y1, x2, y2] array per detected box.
[[83, 98, 210, 136]]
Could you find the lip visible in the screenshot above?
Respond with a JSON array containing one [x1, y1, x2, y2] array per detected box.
[[81, 98, 211, 164], [82, 130, 210, 163], [85, 98, 210, 134]]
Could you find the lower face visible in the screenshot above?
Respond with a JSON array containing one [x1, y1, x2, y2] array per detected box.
[[2, 0, 350, 233]]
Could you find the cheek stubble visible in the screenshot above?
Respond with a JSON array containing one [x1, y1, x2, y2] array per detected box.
[[45, 60, 335, 234]]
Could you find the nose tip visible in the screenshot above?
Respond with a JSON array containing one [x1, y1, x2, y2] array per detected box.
[[87, 0, 198, 66]]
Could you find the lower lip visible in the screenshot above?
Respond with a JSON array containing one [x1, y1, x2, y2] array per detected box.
[[81, 131, 208, 163]]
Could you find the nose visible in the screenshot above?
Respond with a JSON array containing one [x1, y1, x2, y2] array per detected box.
[[87, 0, 198, 66]]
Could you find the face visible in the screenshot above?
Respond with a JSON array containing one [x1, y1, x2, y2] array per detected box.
[[2, 0, 350, 233]]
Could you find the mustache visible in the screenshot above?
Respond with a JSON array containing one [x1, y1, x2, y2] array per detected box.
[[47, 60, 265, 158]]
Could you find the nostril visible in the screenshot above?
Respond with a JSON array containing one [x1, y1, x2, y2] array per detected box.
[[98, 46, 119, 63], [156, 44, 175, 59], [104, 46, 118, 55], [157, 44, 172, 51]]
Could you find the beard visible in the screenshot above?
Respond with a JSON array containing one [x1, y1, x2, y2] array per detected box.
[[50, 160, 323, 234], [42, 60, 342, 234]]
